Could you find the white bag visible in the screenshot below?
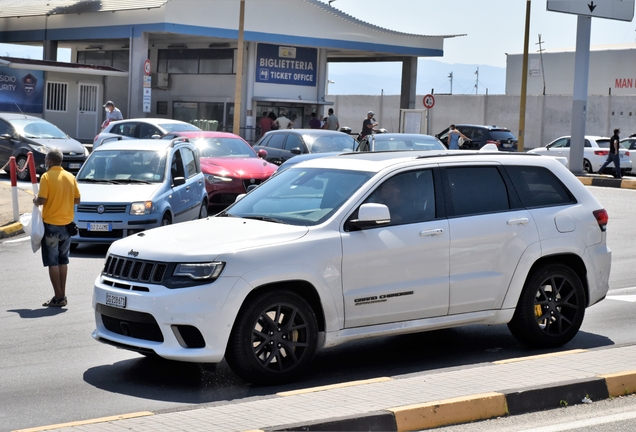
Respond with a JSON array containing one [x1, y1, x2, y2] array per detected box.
[[458, 136, 465, 147], [21, 205, 44, 253]]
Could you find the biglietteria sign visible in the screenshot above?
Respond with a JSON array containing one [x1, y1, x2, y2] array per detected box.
[[547, 0, 635, 22], [256, 43, 317, 87]]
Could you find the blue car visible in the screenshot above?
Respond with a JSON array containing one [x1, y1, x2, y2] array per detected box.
[[72, 138, 208, 246]]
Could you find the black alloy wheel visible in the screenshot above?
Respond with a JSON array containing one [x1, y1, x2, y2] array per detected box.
[[508, 264, 586, 348], [583, 159, 593, 173], [226, 289, 318, 385]]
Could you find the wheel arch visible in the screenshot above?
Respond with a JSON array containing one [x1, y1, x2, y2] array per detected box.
[[525, 253, 589, 306], [237, 280, 326, 333]]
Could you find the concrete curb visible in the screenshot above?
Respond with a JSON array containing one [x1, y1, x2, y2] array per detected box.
[[266, 371, 636, 432], [0, 221, 23, 239]]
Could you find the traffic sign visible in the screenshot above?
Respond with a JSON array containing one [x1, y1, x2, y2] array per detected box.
[[423, 94, 435, 109], [547, 0, 634, 22], [144, 59, 151, 76]]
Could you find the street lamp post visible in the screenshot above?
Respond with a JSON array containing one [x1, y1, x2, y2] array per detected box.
[[233, 0, 245, 135]]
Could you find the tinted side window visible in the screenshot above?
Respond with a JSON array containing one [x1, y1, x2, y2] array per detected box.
[[284, 134, 304, 151], [139, 123, 161, 139], [181, 147, 198, 178], [267, 134, 286, 149], [364, 169, 436, 225], [0, 119, 14, 135], [505, 165, 576, 208], [446, 166, 509, 216]]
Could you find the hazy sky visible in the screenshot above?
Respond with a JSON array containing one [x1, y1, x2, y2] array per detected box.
[[2, 0, 635, 69], [320, 0, 636, 67]]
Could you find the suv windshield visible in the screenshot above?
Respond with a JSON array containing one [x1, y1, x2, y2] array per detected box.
[[226, 167, 373, 225], [159, 123, 201, 133], [305, 134, 358, 153], [193, 137, 256, 158], [77, 149, 167, 183]]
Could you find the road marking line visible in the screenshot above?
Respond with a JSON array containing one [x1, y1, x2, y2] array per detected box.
[[493, 349, 587, 364], [606, 295, 636, 303], [514, 410, 636, 432], [4, 236, 29, 244], [277, 377, 392, 396], [12, 411, 154, 432]]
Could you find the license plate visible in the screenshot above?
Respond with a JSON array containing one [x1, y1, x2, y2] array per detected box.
[[89, 223, 111, 232], [503, 143, 512, 148], [105, 293, 126, 309], [69, 163, 82, 169]]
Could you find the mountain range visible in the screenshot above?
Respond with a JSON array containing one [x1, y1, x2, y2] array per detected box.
[[328, 58, 506, 96]]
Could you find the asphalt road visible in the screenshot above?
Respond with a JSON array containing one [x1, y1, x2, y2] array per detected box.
[[0, 186, 634, 432]]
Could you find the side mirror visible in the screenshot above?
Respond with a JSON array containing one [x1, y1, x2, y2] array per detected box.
[[348, 203, 391, 229], [235, 193, 246, 202], [290, 148, 302, 155], [257, 149, 268, 159], [1, 133, 12, 141], [246, 184, 259, 193], [172, 176, 186, 187]]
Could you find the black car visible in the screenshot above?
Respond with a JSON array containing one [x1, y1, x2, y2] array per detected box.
[[253, 129, 358, 165], [0, 113, 88, 181], [436, 124, 518, 152]]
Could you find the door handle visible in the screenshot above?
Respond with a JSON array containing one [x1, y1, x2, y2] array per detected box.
[[507, 218, 529, 225], [185, 186, 190, 191], [420, 228, 444, 237]]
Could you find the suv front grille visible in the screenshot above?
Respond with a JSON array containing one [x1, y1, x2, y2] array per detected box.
[[97, 304, 163, 342], [103, 254, 168, 284], [242, 179, 263, 190]]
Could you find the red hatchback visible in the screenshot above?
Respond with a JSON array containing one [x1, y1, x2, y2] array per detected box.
[[166, 131, 277, 208]]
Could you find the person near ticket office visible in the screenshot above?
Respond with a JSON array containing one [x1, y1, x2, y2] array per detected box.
[[33, 148, 81, 308], [101, 100, 123, 130], [359, 111, 378, 140]]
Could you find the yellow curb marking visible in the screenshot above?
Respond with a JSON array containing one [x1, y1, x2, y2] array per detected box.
[[0, 222, 23, 235], [599, 370, 636, 397], [577, 176, 593, 185], [388, 392, 507, 432], [12, 411, 154, 432], [621, 180, 636, 189], [493, 349, 587, 365], [277, 377, 392, 397]]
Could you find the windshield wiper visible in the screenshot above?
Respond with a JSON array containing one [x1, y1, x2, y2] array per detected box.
[[241, 215, 285, 224], [78, 178, 117, 184], [117, 179, 153, 184]]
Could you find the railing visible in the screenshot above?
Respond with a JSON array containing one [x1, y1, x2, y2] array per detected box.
[[8, 152, 38, 223]]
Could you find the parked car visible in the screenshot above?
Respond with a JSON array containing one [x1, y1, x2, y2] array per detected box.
[[357, 133, 446, 152], [163, 131, 278, 207], [620, 137, 636, 170], [436, 124, 518, 151], [0, 113, 88, 181], [253, 129, 358, 165], [92, 151, 610, 384], [528, 135, 632, 175], [72, 138, 208, 247], [93, 118, 201, 150]]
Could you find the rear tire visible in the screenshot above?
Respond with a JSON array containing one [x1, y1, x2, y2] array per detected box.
[[583, 159, 593, 173], [199, 200, 208, 219], [225, 289, 318, 385], [508, 264, 586, 348]]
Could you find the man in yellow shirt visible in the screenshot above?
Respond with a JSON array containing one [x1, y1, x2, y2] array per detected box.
[[33, 148, 81, 307]]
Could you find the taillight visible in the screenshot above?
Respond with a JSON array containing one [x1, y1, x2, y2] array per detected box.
[[626, 151, 631, 156], [594, 150, 609, 156], [93, 135, 99, 143], [487, 140, 499, 146], [593, 209, 609, 232]]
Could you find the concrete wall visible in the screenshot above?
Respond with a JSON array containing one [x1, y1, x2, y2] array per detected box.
[[327, 93, 636, 149]]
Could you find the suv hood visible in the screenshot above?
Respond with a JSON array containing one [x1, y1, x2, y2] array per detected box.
[[108, 217, 309, 261], [77, 183, 161, 203]]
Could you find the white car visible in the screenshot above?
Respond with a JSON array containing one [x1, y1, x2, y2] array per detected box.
[[528, 135, 632, 175], [620, 137, 636, 170], [93, 118, 201, 149], [92, 151, 611, 384]]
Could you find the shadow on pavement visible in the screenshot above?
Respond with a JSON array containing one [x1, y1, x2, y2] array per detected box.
[[7, 307, 68, 318], [81, 324, 614, 405]]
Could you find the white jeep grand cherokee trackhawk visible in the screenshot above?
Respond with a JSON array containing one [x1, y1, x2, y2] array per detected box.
[[92, 151, 611, 384]]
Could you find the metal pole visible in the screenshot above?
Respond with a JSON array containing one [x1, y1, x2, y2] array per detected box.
[[569, 15, 592, 175], [518, 0, 531, 152], [233, 0, 246, 135]]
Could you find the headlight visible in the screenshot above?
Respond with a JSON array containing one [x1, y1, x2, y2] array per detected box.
[[130, 201, 152, 215], [206, 174, 234, 184], [174, 262, 225, 280], [29, 144, 50, 154]]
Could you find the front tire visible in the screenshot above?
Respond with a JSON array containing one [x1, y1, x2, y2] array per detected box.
[[508, 264, 586, 348], [16, 155, 29, 181], [161, 214, 172, 226], [225, 289, 318, 385]]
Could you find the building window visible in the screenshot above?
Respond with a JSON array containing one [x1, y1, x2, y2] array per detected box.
[[158, 49, 234, 74], [46, 82, 68, 112], [77, 50, 129, 71]]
